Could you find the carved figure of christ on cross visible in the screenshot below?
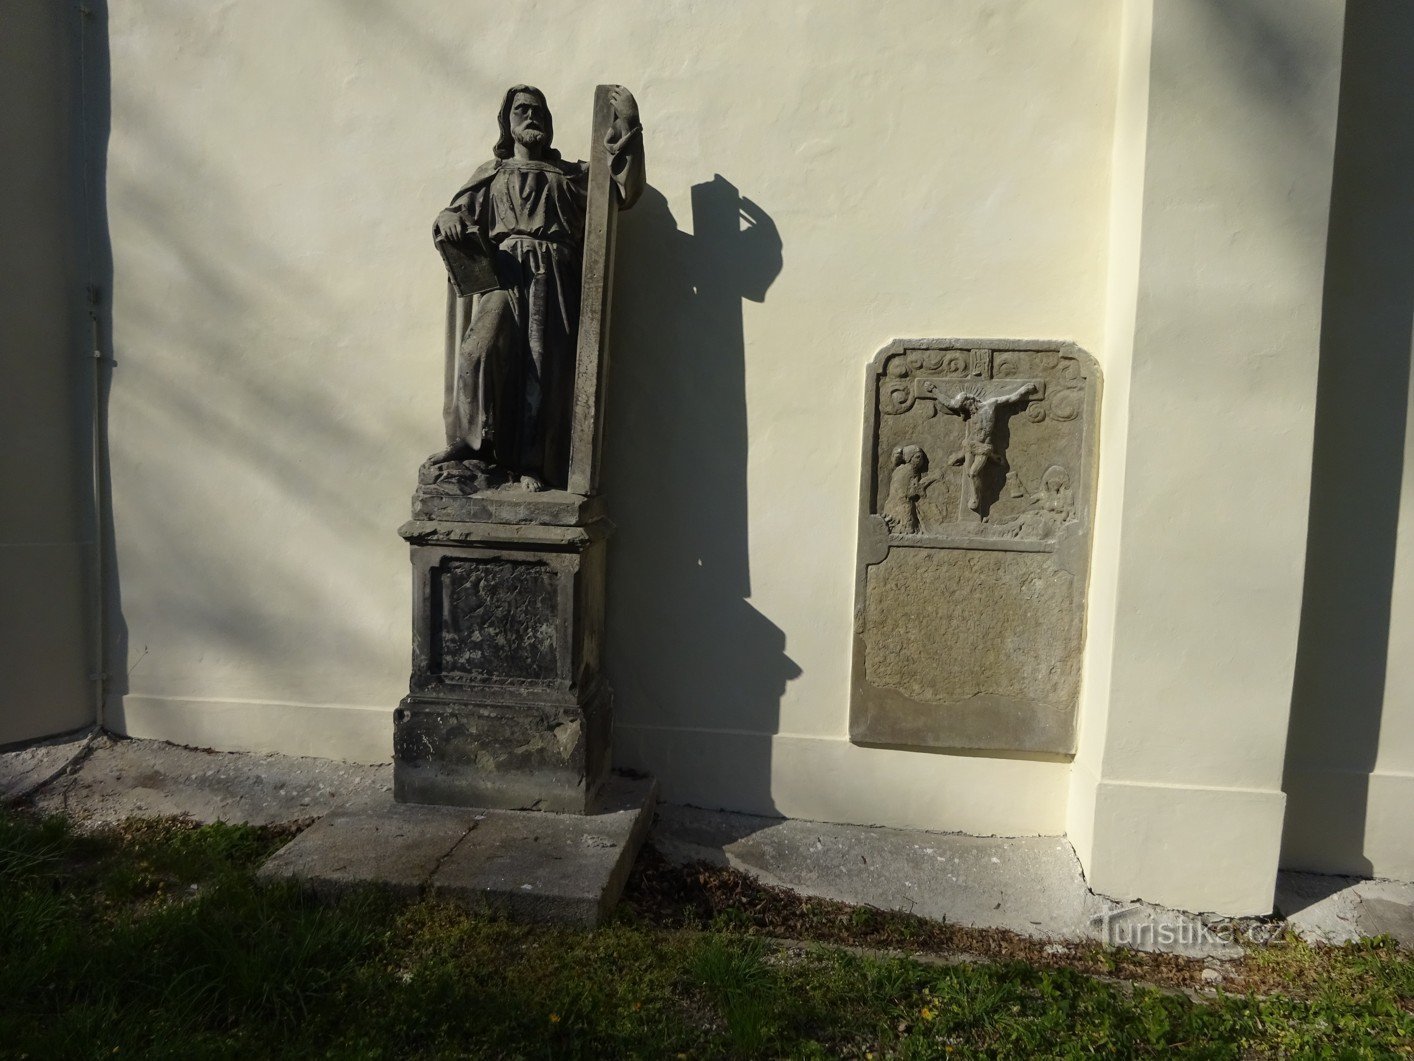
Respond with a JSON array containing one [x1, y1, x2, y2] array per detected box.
[[939, 381, 1041, 518]]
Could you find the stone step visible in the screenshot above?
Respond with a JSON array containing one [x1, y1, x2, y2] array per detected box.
[[258, 775, 656, 926]]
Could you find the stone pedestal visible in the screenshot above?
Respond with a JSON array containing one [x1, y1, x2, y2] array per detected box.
[[394, 489, 612, 813]]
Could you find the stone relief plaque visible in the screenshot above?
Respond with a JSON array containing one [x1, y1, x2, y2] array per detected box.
[[850, 339, 1100, 755]]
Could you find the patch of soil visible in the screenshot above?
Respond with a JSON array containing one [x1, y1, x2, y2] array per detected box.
[[621, 844, 1351, 998]]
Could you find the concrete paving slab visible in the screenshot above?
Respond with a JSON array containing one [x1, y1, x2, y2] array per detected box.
[[655, 803, 1091, 934], [5, 733, 1410, 951], [652, 805, 1251, 958], [0, 729, 94, 803], [431, 776, 656, 924], [1278, 871, 1414, 946], [1359, 896, 1414, 946], [18, 735, 390, 826], [1274, 871, 1365, 943], [259, 803, 480, 897]]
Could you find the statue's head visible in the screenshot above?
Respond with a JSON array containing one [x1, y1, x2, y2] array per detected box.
[[895, 444, 925, 470], [494, 85, 558, 159], [1042, 465, 1070, 494], [950, 384, 984, 413]]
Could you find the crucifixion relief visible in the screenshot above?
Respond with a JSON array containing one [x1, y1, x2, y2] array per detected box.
[[938, 382, 1040, 519], [853, 340, 1100, 757]]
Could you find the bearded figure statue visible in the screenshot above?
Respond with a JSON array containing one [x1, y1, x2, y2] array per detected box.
[[423, 84, 645, 493]]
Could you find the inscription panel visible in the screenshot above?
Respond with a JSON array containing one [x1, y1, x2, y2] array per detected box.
[[864, 550, 1079, 708], [851, 339, 1099, 755], [435, 558, 559, 682]]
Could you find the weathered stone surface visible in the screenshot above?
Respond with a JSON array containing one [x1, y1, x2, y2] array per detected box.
[[566, 85, 633, 496], [0, 729, 92, 804], [653, 804, 1247, 958], [424, 84, 644, 493], [29, 736, 1412, 949], [403, 523, 607, 698], [1276, 873, 1414, 946], [399, 518, 607, 548], [10, 735, 391, 825], [396, 85, 643, 813], [430, 776, 656, 924], [851, 339, 1100, 754], [865, 550, 1079, 705], [395, 687, 610, 813], [409, 487, 607, 527], [439, 557, 559, 680], [258, 776, 657, 925], [396, 515, 611, 812], [258, 803, 478, 897]]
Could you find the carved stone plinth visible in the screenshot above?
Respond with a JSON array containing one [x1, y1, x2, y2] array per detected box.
[[394, 490, 612, 813], [850, 339, 1100, 755]]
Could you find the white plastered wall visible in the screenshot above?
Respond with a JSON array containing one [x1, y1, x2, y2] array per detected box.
[[1068, 0, 1347, 915], [1281, 0, 1414, 883], [104, 0, 1121, 836], [0, 0, 94, 747]]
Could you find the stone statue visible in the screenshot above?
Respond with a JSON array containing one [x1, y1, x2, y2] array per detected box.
[[941, 382, 1039, 515], [423, 84, 646, 493]]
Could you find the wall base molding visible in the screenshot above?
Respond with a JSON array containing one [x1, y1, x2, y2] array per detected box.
[[1083, 777, 1287, 916], [615, 722, 1068, 837], [109, 694, 392, 765]]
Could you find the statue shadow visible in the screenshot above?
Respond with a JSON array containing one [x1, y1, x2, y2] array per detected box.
[[1280, 1, 1414, 884], [600, 176, 797, 817]]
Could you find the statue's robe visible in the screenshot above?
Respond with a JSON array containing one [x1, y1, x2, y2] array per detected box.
[[439, 134, 643, 489]]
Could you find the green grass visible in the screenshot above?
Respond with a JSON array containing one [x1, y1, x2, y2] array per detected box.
[[0, 810, 1410, 1058]]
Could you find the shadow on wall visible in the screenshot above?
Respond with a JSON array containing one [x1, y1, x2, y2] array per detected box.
[[602, 176, 798, 816], [1281, 0, 1414, 878], [0, 1, 104, 744]]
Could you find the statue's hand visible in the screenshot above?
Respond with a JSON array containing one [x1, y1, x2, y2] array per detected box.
[[607, 85, 639, 127], [434, 210, 467, 243]]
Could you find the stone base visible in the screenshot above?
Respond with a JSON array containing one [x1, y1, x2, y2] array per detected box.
[[395, 492, 612, 814], [258, 775, 657, 926], [394, 685, 611, 813]]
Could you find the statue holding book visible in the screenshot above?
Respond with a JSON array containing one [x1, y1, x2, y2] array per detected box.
[[422, 84, 645, 494]]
